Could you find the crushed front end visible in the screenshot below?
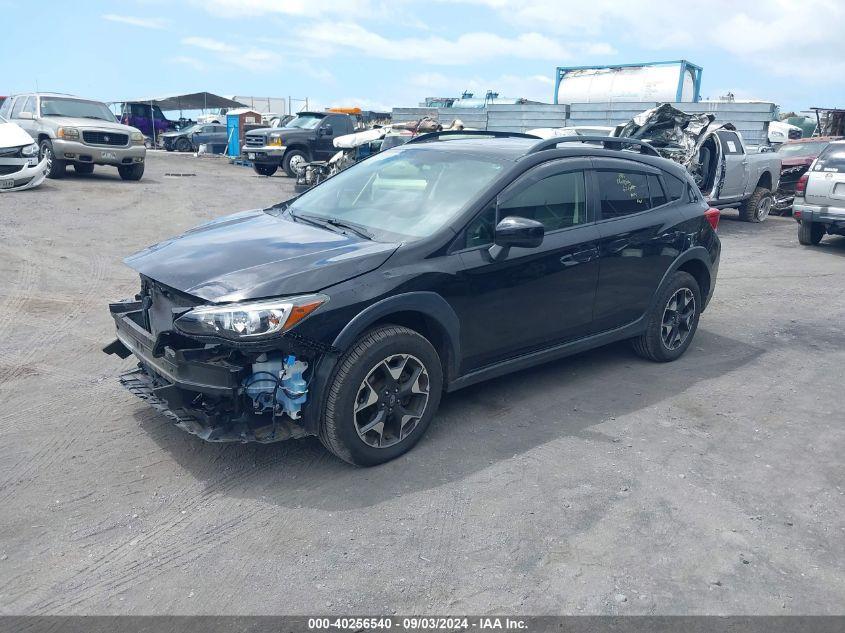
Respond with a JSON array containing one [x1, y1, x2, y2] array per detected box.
[[103, 277, 330, 443]]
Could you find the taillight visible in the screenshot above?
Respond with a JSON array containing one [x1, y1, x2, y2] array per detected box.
[[704, 207, 720, 231], [795, 173, 809, 196]]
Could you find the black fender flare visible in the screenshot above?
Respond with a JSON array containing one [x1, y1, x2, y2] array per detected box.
[[301, 292, 461, 435], [649, 246, 714, 314]]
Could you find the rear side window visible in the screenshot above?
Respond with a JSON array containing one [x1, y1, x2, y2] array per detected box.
[[663, 173, 686, 201], [499, 170, 588, 231], [648, 175, 667, 207], [813, 144, 845, 173], [596, 170, 651, 218], [717, 130, 744, 155]]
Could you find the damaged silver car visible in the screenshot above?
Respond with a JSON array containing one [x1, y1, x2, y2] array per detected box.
[[616, 104, 781, 222], [0, 115, 48, 192]]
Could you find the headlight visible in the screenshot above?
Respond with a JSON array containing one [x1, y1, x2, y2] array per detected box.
[[268, 134, 284, 147], [56, 127, 80, 140], [21, 143, 39, 157], [174, 294, 328, 340], [131, 131, 144, 145]]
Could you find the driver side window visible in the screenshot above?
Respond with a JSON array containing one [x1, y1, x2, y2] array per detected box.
[[500, 170, 587, 231]]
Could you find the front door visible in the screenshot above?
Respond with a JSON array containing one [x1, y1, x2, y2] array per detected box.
[[315, 116, 339, 160], [448, 158, 601, 371], [715, 130, 749, 200]]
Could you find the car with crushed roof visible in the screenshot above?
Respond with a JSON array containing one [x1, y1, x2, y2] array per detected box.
[[104, 132, 721, 466]]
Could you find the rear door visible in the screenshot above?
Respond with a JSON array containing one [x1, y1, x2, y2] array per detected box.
[[590, 157, 685, 333], [450, 158, 601, 370], [806, 143, 845, 208], [715, 130, 749, 200]]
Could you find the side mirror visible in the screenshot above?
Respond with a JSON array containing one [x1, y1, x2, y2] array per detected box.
[[322, 124, 333, 136], [489, 216, 544, 260], [18, 112, 34, 120]]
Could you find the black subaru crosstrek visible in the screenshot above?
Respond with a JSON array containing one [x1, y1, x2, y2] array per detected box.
[[104, 132, 721, 466]]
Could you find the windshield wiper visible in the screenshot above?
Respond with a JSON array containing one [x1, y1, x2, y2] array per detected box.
[[290, 212, 373, 240], [324, 218, 374, 240]]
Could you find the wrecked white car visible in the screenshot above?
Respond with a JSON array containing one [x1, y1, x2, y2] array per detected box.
[[616, 104, 781, 222], [0, 115, 48, 192]]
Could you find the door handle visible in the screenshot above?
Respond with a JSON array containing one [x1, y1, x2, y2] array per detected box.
[[560, 248, 597, 266]]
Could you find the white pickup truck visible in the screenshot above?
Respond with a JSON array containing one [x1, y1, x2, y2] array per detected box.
[[618, 104, 782, 222]]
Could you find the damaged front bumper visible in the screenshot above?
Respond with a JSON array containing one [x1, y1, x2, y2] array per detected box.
[[104, 296, 316, 443], [0, 157, 49, 192]]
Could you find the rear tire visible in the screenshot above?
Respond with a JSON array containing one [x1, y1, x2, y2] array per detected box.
[[253, 163, 278, 177], [798, 220, 825, 245], [739, 186, 773, 223], [73, 163, 94, 175], [320, 325, 443, 466], [39, 139, 65, 179], [118, 163, 144, 181], [632, 272, 701, 362]]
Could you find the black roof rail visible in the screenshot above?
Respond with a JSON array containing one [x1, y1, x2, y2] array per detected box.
[[405, 130, 541, 145], [528, 135, 661, 157]]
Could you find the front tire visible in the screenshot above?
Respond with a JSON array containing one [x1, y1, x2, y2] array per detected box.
[[798, 220, 825, 245], [253, 163, 278, 177], [39, 139, 66, 179], [632, 272, 701, 362], [175, 137, 192, 152], [117, 163, 144, 181], [282, 149, 308, 178], [320, 325, 443, 466], [739, 187, 773, 223]]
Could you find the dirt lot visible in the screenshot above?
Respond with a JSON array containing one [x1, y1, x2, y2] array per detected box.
[[0, 152, 843, 615]]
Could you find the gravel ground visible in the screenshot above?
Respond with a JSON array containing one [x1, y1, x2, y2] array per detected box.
[[0, 152, 843, 615]]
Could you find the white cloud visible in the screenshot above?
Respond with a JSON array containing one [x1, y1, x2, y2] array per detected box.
[[101, 14, 168, 29], [182, 36, 238, 54], [196, 0, 372, 17], [171, 56, 208, 72], [285, 21, 609, 65]]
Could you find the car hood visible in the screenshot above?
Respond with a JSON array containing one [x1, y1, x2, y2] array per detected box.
[[246, 126, 311, 138], [0, 120, 33, 148], [124, 209, 400, 303], [46, 117, 140, 134]]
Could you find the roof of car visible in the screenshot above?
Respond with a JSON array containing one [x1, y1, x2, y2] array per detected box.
[[401, 136, 539, 160]]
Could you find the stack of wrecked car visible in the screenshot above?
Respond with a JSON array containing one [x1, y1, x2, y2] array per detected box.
[[615, 104, 781, 222], [293, 117, 464, 193]]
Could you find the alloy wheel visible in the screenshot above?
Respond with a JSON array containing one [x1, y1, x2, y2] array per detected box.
[[40, 143, 52, 170], [661, 288, 696, 350], [354, 354, 430, 448], [756, 195, 772, 221]]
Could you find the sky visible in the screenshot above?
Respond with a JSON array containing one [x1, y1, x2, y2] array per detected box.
[[2, 0, 844, 114]]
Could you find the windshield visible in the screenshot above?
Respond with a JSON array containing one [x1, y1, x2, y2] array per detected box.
[[778, 141, 829, 157], [41, 97, 115, 121], [284, 115, 323, 130], [287, 147, 507, 241]]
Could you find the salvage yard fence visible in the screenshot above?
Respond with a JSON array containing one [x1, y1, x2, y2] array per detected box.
[[393, 100, 777, 147]]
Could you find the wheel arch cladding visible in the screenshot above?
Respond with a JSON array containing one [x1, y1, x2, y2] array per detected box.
[[331, 292, 461, 385], [652, 247, 712, 314]]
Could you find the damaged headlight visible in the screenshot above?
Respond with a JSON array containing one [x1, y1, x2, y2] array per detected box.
[[174, 294, 328, 340], [268, 134, 284, 147], [20, 143, 39, 156]]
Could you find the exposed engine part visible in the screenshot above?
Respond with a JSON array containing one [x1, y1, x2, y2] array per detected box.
[[243, 353, 308, 419]]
